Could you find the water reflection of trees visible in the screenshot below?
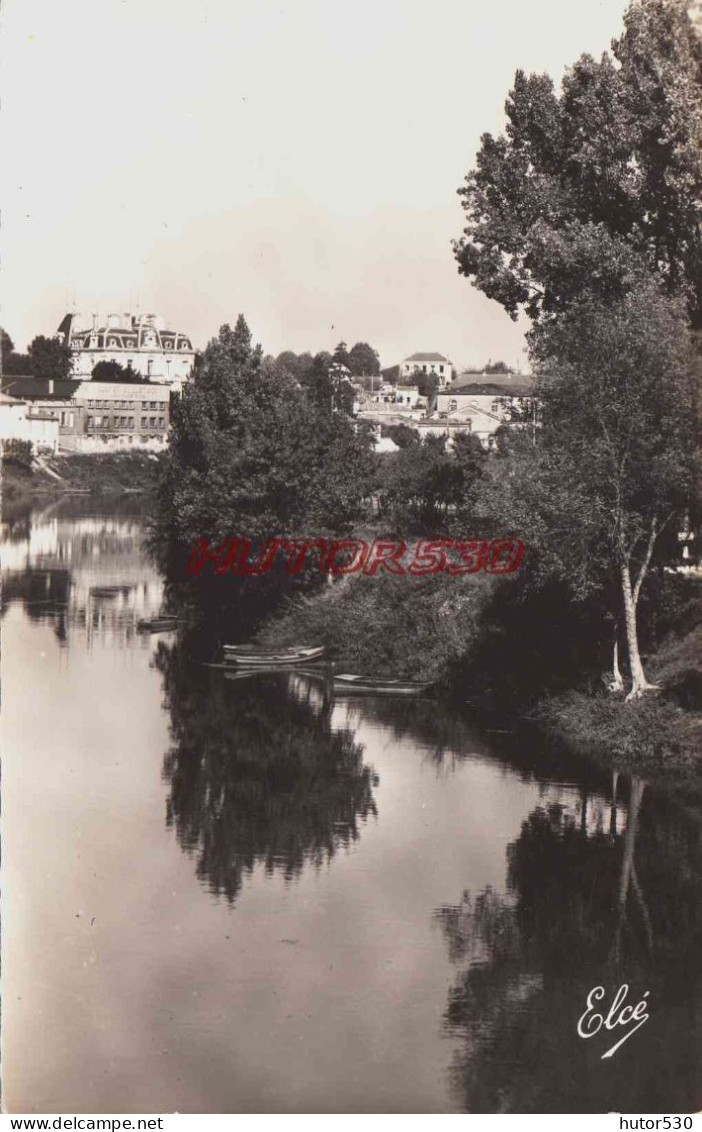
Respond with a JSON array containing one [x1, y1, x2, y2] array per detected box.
[[435, 777, 702, 1112], [156, 638, 378, 902]]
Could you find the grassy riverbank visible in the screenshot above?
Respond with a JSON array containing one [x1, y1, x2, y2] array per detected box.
[[258, 568, 702, 783], [2, 450, 163, 508]]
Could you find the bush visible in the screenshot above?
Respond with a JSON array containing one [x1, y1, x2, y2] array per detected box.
[[2, 439, 33, 471]]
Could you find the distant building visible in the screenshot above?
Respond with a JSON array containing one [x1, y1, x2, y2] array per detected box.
[[394, 385, 422, 409], [434, 372, 535, 448], [0, 391, 59, 453], [400, 352, 452, 387], [56, 312, 195, 391]]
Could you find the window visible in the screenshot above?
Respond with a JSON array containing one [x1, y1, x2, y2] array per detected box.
[[87, 415, 93, 427], [440, 365, 444, 373], [141, 417, 147, 429], [449, 399, 458, 413], [128, 417, 134, 428], [149, 416, 156, 427]]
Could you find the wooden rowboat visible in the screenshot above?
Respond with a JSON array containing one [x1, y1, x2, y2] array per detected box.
[[137, 616, 179, 633], [223, 645, 326, 666], [333, 673, 433, 696]]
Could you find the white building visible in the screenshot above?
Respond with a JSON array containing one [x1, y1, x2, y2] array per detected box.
[[400, 352, 452, 387], [434, 374, 535, 448], [394, 385, 422, 409], [0, 392, 60, 453], [57, 312, 195, 391]]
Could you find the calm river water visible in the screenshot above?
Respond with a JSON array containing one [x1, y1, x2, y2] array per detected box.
[[2, 499, 701, 1114]]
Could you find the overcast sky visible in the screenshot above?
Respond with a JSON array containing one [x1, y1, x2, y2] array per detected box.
[[3, 0, 628, 368]]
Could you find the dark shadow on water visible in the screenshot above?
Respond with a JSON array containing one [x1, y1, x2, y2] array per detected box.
[[155, 635, 378, 902], [434, 775, 702, 1113]]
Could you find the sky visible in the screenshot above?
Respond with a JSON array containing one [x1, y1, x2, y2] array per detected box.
[[3, 0, 629, 369]]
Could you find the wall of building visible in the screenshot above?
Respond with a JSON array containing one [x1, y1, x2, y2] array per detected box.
[[401, 357, 451, 385]]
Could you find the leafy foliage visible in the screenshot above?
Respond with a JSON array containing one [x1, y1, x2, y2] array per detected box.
[[454, 0, 702, 326], [155, 315, 377, 566], [348, 341, 380, 376], [91, 359, 144, 383], [27, 335, 73, 380]]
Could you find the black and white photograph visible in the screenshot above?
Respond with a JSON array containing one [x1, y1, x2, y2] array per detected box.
[[1, 0, 701, 1118]]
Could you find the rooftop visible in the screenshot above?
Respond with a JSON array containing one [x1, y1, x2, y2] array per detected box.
[[404, 352, 450, 363], [449, 373, 534, 397]]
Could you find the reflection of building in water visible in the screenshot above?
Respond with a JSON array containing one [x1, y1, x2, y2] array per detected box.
[[1, 514, 164, 647]]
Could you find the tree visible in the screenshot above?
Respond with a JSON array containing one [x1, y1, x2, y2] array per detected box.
[[484, 360, 513, 374], [453, 0, 702, 327], [528, 279, 697, 698], [379, 434, 468, 531], [332, 340, 350, 368], [348, 341, 381, 377], [413, 371, 440, 401], [91, 360, 144, 383], [27, 335, 73, 380], [1, 328, 30, 375]]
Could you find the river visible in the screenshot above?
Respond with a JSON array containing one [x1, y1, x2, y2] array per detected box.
[[2, 498, 701, 1114]]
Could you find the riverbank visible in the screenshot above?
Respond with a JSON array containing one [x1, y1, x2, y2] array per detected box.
[[257, 567, 702, 785], [2, 450, 162, 509]]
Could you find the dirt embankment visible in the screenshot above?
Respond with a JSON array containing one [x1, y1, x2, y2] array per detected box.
[[2, 450, 163, 505]]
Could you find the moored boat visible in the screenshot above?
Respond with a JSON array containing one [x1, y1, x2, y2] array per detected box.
[[137, 616, 179, 633], [333, 673, 433, 695], [223, 644, 326, 666]]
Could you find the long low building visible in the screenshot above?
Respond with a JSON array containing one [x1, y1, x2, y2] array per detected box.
[[1, 377, 171, 452]]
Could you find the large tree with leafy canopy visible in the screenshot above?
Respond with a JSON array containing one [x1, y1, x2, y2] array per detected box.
[[155, 315, 376, 567], [27, 335, 73, 380], [477, 278, 698, 699], [348, 341, 381, 377], [453, 0, 702, 328]]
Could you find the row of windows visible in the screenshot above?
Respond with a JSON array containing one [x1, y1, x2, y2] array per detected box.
[[86, 339, 191, 351], [86, 416, 166, 430], [84, 399, 167, 410]]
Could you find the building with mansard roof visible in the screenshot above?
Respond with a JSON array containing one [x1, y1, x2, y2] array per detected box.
[[56, 312, 195, 391]]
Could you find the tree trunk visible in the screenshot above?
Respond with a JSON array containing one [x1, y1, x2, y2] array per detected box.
[[620, 559, 658, 700], [606, 623, 624, 693]]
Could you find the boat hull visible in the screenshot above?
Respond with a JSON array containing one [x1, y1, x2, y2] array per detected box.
[[333, 675, 432, 696], [137, 618, 178, 633], [223, 645, 326, 666]]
